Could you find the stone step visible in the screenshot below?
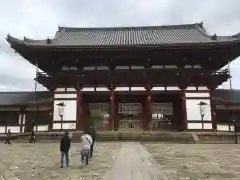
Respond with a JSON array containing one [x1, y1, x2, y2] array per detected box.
[[10, 131, 195, 143]]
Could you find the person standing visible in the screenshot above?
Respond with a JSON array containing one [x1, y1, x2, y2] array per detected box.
[[5, 129, 11, 144], [29, 131, 36, 143], [80, 133, 92, 166], [60, 132, 71, 168], [86, 125, 96, 158]]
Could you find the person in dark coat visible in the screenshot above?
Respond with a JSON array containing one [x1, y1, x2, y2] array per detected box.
[[29, 131, 36, 143], [85, 124, 96, 158], [60, 132, 71, 168], [5, 129, 11, 144]]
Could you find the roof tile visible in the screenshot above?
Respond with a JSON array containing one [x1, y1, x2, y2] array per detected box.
[[6, 23, 240, 47]]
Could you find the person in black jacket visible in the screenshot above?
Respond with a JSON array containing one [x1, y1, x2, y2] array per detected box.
[[5, 129, 11, 145], [85, 124, 96, 158], [29, 131, 36, 143], [60, 132, 71, 168]]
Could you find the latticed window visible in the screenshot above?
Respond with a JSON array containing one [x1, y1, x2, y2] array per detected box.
[[89, 103, 110, 113], [118, 103, 142, 115]]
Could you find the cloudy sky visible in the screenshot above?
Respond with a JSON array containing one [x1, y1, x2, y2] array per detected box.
[[0, 0, 240, 91]]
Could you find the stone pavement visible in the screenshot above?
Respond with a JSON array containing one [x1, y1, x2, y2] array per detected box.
[[144, 143, 240, 180], [104, 142, 166, 180], [0, 142, 121, 180], [1, 142, 240, 180]]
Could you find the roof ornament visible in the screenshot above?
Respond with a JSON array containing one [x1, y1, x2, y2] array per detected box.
[[198, 21, 203, 28], [58, 25, 64, 32], [212, 33, 217, 40], [46, 37, 52, 44], [232, 33, 240, 38]]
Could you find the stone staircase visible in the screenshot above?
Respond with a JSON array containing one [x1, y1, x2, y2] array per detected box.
[[2, 131, 240, 144], [7, 131, 195, 143], [195, 132, 240, 144]]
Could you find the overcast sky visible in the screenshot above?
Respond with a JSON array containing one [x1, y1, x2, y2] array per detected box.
[[0, 0, 240, 91]]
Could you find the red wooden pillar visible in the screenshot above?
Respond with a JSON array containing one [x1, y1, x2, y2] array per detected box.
[[180, 89, 187, 131], [49, 89, 54, 131], [110, 90, 118, 131], [144, 91, 152, 130], [76, 86, 84, 130]]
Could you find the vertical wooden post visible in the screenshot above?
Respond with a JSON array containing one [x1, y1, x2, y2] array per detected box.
[[110, 90, 117, 131], [144, 91, 152, 131], [49, 89, 54, 131], [76, 85, 83, 130], [180, 87, 187, 131], [209, 90, 217, 131]]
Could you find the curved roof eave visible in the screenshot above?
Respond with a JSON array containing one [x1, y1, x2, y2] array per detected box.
[[5, 34, 240, 50]]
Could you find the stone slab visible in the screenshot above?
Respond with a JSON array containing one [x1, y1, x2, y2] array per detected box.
[[144, 143, 240, 180]]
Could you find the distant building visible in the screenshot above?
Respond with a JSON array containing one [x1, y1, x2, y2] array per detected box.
[[4, 22, 240, 133]]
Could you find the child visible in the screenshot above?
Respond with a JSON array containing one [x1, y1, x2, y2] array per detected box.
[[80, 133, 92, 166]]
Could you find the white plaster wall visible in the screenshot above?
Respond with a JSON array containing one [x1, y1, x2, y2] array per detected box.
[[22, 126, 25, 133], [186, 86, 196, 90], [185, 93, 210, 98], [22, 114, 26, 124], [152, 87, 165, 91], [66, 88, 76, 92], [53, 100, 77, 121], [115, 87, 130, 91], [131, 87, 145, 91], [62, 123, 76, 130], [96, 87, 109, 91], [55, 88, 65, 92], [53, 123, 61, 129], [6, 126, 20, 133], [198, 86, 208, 90], [186, 99, 212, 121], [203, 123, 212, 130], [217, 124, 234, 131], [81, 87, 94, 92], [187, 123, 202, 129], [0, 126, 5, 133], [54, 93, 77, 99], [18, 114, 21, 124], [166, 86, 180, 91], [37, 125, 49, 132]]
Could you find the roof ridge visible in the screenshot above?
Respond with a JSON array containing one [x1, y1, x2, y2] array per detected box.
[[58, 22, 203, 32]]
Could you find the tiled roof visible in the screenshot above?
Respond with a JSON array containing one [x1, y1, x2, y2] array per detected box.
[[0, 89, 239, 106], [0, 91, 51, 106], [6, 23, 240, 47], [212, 89, 240, 104]]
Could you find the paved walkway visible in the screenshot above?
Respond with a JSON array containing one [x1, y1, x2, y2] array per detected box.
[[1, 142, 240, 179], [0, 143, 121, 180], [144, 143, 240, 180], [105, 142, 165, 180]]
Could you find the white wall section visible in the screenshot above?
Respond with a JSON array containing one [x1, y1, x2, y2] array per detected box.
[[54, 93, 77, 99], [6, 126, 20, 133], [187, 123, 202, 129], [185, 93, 210, 98], [186, 99, 212, 121], [53, 100, 77, 121]]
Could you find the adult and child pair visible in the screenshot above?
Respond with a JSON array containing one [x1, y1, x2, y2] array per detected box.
[[60, 127, 96, 168]]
